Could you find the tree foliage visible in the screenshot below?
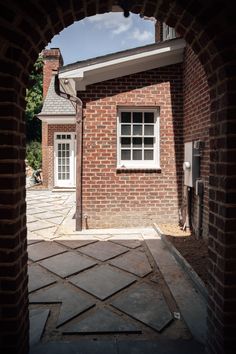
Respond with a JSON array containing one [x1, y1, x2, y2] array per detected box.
[[25, 55, 43, 142], [26, 141, 42, 171]]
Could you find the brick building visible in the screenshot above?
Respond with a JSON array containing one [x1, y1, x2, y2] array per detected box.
[[39, 28, 210, 234]]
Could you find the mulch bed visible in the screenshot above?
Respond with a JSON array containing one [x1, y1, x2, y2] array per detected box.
[[157, 224, 208, 287]]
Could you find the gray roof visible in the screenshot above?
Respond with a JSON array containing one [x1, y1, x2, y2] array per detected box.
[[38, 75, 75, 116]]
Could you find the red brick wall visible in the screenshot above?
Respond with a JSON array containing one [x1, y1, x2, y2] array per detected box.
[[78, 64, 183, 228], [42, 124, 75, 188], [183, 45, 210, 239], [42, 48, 63, 99]]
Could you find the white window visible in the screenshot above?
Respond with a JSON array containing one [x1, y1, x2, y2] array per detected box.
[[117, 108, 160, 169], [163, 23, 176, 41]]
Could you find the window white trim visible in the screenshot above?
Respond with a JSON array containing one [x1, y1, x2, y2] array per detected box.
[[163, 23, 176, 41], [117, 108, 160, 169]]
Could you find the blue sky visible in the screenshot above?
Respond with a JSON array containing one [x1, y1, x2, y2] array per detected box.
[[46, 13, 155, 65]]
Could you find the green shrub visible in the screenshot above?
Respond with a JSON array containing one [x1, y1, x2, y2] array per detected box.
[[26, 141, 42, 170]]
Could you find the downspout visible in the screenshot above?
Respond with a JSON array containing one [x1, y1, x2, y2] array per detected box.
[[54, 74, 83, 231]]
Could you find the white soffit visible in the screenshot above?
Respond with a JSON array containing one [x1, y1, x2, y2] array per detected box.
[[59, 38, 186, 91], [38, 116, 76, 124]]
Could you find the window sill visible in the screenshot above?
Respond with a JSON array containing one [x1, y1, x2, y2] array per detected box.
[[116, 167, 161, 173]]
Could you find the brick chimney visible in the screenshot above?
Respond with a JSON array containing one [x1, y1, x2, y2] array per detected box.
[[42, 48, 63, 98], [155, 21, 163, 42]]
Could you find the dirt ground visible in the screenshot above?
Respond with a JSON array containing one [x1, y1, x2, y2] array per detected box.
[[157, 224, 208, 287]]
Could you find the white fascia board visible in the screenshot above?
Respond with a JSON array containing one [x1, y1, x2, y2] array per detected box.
[[59, 38, 186, 79], [38, 115, 76, 124]]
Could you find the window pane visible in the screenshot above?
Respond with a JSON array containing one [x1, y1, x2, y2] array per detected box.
[[133, 150, 142, 160], [133, 125, 142, 135], [133, 137, 142, 147], [67, 135, 71, 139], [144, 125, 154, 135], [121, 125, 131, 135], [56, 135, 61, 139], [133, 112, 142, 123], [121, 112, 131, 123], [144, 150, 153, 160], [121, 137, 131, 147], [144, 137, 154, 147], [144, 112, 154, 123], [121, 150, 131, 160], [62, 135, 66, 139]]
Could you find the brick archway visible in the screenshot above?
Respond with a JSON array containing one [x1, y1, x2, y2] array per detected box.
[[0, 1, 235, 353]]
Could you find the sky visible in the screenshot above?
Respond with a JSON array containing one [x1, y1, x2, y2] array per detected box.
[[46, 12, 155, 65]]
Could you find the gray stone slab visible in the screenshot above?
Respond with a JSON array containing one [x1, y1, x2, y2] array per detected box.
[[144, 236, 207, 343], [28, 220, 56, 232], [33, 211, 62, 220], [30, 340, 117, 354], [109, 234, 142, 249], [34, 226, 58, 239], [39, 252, 97, 278], [111, 283, 173, 332], [79, 241, 128, 261], [109, 251, 152, 277], [27, 215, 39, 223], [56, 239, 97, 249], [117, 339, 205, 354], [69, 264, 136, 300], [28, 264, 57, 293], [63, 308, 141, 334], [29, 283, 95, 327], [28, 241, 67, 261], [46, 216, 65, 225], [110, 239, 142, 249], [30, 308, 50, 346]]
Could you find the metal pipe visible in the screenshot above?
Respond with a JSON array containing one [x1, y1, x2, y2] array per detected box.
[[54, 75, 83, 231]]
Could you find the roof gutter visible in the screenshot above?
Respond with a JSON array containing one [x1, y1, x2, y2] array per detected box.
[[55, 74, 83, 231]]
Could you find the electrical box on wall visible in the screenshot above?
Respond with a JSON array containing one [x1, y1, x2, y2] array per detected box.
[[183, 141, 200, 187]]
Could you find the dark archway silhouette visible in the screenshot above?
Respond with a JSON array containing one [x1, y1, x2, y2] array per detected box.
[[0, 1, 235, 353]]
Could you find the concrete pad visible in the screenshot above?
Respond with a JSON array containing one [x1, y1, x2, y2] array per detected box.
[[39, 252, 97, 278], [27, 208, 46, 215], [29, 283, 95, 327], [30, 308, 50, 346], [28, 264, 57, 292], [78, 241, 128, 261], [109, 251, 152, 277], [56, 238, 97, 249], [144, 235, 207, 343], [69, 264, 136, 300], [63, 308, 141, 334], [111, 283, 173, 332], [28, 241, 67, 261], [28, 220, 57, 232]]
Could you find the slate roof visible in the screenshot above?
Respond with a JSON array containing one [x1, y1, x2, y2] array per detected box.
[[38, 74, 75, 116]]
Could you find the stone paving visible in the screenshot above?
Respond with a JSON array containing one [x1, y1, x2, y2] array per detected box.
[[27, 190, 205, 353]]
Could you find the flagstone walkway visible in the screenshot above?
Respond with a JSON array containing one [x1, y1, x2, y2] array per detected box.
[[27, 190, 206, 353]]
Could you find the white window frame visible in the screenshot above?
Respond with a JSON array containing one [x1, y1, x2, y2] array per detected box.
[[117, 108, 160, 169], [163, 23, 176, 41], [54, 132, 76, 187]]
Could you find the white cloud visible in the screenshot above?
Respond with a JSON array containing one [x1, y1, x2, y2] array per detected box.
[[87, 13, 132, 35], [130, 28, 153, 42]]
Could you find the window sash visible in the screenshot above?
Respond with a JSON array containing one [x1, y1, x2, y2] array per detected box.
[[117, 108, 160, 169]]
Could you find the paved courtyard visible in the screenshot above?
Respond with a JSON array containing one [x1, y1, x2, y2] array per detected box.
[[27, 190, 206, 353]]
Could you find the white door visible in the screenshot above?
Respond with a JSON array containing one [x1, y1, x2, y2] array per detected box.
[[54, 133, 76, 187]]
